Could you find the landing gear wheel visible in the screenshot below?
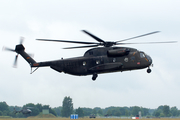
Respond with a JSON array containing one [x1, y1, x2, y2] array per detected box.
[[147, 68, 151, 73], [92, 73, 98, 81]]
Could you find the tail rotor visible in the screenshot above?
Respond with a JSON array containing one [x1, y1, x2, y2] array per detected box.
[[3, 37, 25, 68]]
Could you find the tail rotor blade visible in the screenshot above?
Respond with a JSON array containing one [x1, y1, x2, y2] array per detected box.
[[3, 47, 15, 52], [13, 54, 18, 68], [20, 37, 24, 44]]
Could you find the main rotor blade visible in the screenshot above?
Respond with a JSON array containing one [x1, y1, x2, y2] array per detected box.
[[82, 30, 105, 43], [116, 41, 177, 45], [63, 44, 99, 49], [116, 31, 160, 43], [36, 39, 98, 45]]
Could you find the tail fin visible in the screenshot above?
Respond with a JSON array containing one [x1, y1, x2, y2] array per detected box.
[[4, 43, 51, 73], [15, 44, 36, 66]]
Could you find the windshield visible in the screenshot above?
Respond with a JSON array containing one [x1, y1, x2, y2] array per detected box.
[[140, 52, 145, 58]]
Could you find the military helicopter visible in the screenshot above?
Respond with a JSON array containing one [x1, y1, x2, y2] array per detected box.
[[14, 107, 32, 114], [3, 30, 177, 80]]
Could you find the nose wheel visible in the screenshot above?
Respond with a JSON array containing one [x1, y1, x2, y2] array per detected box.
[[147, 68, 151, 73], [92, 73, 98, 81]]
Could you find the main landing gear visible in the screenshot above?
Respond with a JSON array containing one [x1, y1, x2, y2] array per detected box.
[[92, 73, 98, 81]]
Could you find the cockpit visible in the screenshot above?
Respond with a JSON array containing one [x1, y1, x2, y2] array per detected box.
[[139, 51, 152, 64]]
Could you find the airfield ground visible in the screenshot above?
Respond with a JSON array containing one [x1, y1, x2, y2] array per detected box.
[[0, 118, 180, 120]]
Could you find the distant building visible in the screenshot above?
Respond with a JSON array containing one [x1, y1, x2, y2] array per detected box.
[[42, 109, 49, 114]]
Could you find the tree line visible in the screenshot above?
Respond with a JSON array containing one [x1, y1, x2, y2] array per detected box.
[[0, 96, 180, 118], [0, 101, 56, 118]]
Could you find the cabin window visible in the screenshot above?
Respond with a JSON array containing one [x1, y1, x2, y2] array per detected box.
[[131, 56, 135, 62], [140, 53, 145, 58], [83, 61, 86, 66], [113, 58, 116, 62], [96, 60, 100, 64]]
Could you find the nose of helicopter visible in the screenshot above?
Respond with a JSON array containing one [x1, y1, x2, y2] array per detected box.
[[146, 54, 152, 66]]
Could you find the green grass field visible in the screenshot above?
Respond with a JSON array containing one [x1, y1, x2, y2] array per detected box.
[[0, 118, 180, 120]]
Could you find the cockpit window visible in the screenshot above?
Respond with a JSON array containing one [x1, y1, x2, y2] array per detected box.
[[140, 52, 145, 58], [96, 60, 100, 64], [83, 61, 86, 66]]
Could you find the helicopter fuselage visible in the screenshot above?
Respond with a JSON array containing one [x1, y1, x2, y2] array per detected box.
[[14, 108, 32, 114], [5, 30, 176, 80], [34, 47, 152, 77]]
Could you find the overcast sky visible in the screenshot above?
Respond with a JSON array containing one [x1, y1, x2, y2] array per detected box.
[[0, 0, 180, 109]]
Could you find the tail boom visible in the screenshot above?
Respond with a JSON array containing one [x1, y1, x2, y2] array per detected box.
[[15, 44, 36, 66], [15, 44, 53, 68]]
